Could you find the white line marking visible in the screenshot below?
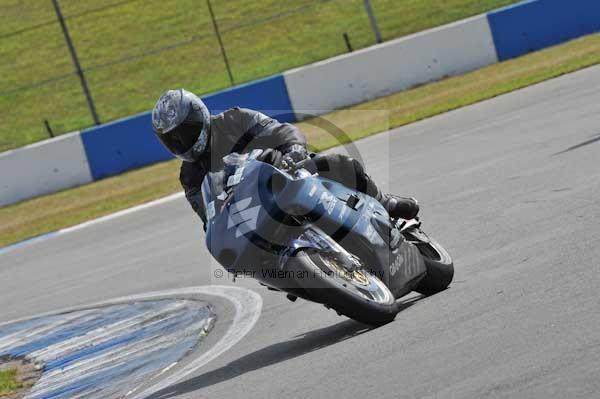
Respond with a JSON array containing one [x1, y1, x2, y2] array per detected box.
[[0, 192, 185, 255], [32, 312, 203, 386], [0, 309, 98, 351], [130, 286, 262, 399], [59, 192, 185, 235], [30, 303, 185, 361], [30, 322, 206, 395], [0, 285, 263, 399]]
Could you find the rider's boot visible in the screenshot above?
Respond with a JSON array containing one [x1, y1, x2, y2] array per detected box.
[[309, 153, 420, 220], [379, 194, 420, 220]]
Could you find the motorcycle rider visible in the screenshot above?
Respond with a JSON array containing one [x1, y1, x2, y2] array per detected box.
[[152, 89, 419, 229]]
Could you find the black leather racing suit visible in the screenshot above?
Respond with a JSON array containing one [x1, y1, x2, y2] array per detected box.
[[180, 107, 385, 228]]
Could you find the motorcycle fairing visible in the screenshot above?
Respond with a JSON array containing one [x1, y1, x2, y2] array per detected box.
[[202, 158, 426, 298]]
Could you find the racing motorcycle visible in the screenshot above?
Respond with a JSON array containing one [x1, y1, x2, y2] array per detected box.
[[202, 151, 453, 325]]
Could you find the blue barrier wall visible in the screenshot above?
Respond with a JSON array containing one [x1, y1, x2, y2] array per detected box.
[[80, 112, 167, 181], [202, 74, 294, 122], [81, 74, 294, 180], [488, 0, 600, 61]]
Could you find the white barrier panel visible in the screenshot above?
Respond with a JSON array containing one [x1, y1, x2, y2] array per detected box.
[[0, 132, 93, 206], [284, 15, 498, 119]]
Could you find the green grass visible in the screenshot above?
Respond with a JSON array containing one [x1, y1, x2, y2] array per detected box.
[[0, 368, 21, 396], [0, 0, 520, 151], [1, 33, 600, 248]]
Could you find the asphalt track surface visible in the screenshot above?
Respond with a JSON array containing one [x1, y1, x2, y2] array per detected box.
[[2, 65, 600, 398]]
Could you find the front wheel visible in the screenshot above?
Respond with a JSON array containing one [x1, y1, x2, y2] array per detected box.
[[286, 250, 398, 326]]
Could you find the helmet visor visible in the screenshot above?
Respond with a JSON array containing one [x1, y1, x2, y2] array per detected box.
[[156, 120, 203, 156]]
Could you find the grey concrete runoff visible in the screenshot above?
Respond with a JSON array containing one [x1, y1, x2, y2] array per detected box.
[[2, 65, 600, 398]]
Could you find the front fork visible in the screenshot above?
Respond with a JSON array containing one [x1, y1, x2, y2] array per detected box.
[[278, 225, 354, 271]]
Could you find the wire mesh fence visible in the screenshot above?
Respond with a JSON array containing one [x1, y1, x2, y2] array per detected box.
[[0, 0, 518, 151]]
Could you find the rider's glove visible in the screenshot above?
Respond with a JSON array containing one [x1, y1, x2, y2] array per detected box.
[[256, 148, 283, 167], [281, 144, 309, 170]]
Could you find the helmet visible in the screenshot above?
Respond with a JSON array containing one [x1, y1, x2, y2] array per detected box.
[[152, 89, 211, 162]]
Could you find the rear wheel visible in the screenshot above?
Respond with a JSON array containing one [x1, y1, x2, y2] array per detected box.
[[286, 250, 398, 326], [412, 237, 454, 296]]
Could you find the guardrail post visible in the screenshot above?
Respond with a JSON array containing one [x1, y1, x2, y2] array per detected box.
[[43, 119, 55, 138], [206, 0, 235, 86], [343, 32, 354, 52], [363, 0, 383, 44], [51, 0, 100, 126]]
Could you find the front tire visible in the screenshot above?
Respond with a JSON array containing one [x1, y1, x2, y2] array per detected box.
[[286, 250, 398, 326]]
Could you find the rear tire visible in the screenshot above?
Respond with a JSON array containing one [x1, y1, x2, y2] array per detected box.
[[286, 250, 398, 326], [413, 238, 454, 296]]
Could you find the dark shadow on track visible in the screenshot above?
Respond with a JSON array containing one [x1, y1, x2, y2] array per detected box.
[[149, 296, 421, 399], [554, 133, 600, 155]]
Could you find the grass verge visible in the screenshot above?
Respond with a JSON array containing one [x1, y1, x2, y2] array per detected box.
[[0, 368, 21, 396], [1, 33, 600, 247], [1, 0, 519, 151]]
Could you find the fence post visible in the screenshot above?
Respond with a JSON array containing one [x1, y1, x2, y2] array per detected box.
[[43, 119, 55, 138], [206, 0, 235, 86], [343, 32, 354, 52], [51, 0, 100, 126], [363, 0, 383, 44]]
